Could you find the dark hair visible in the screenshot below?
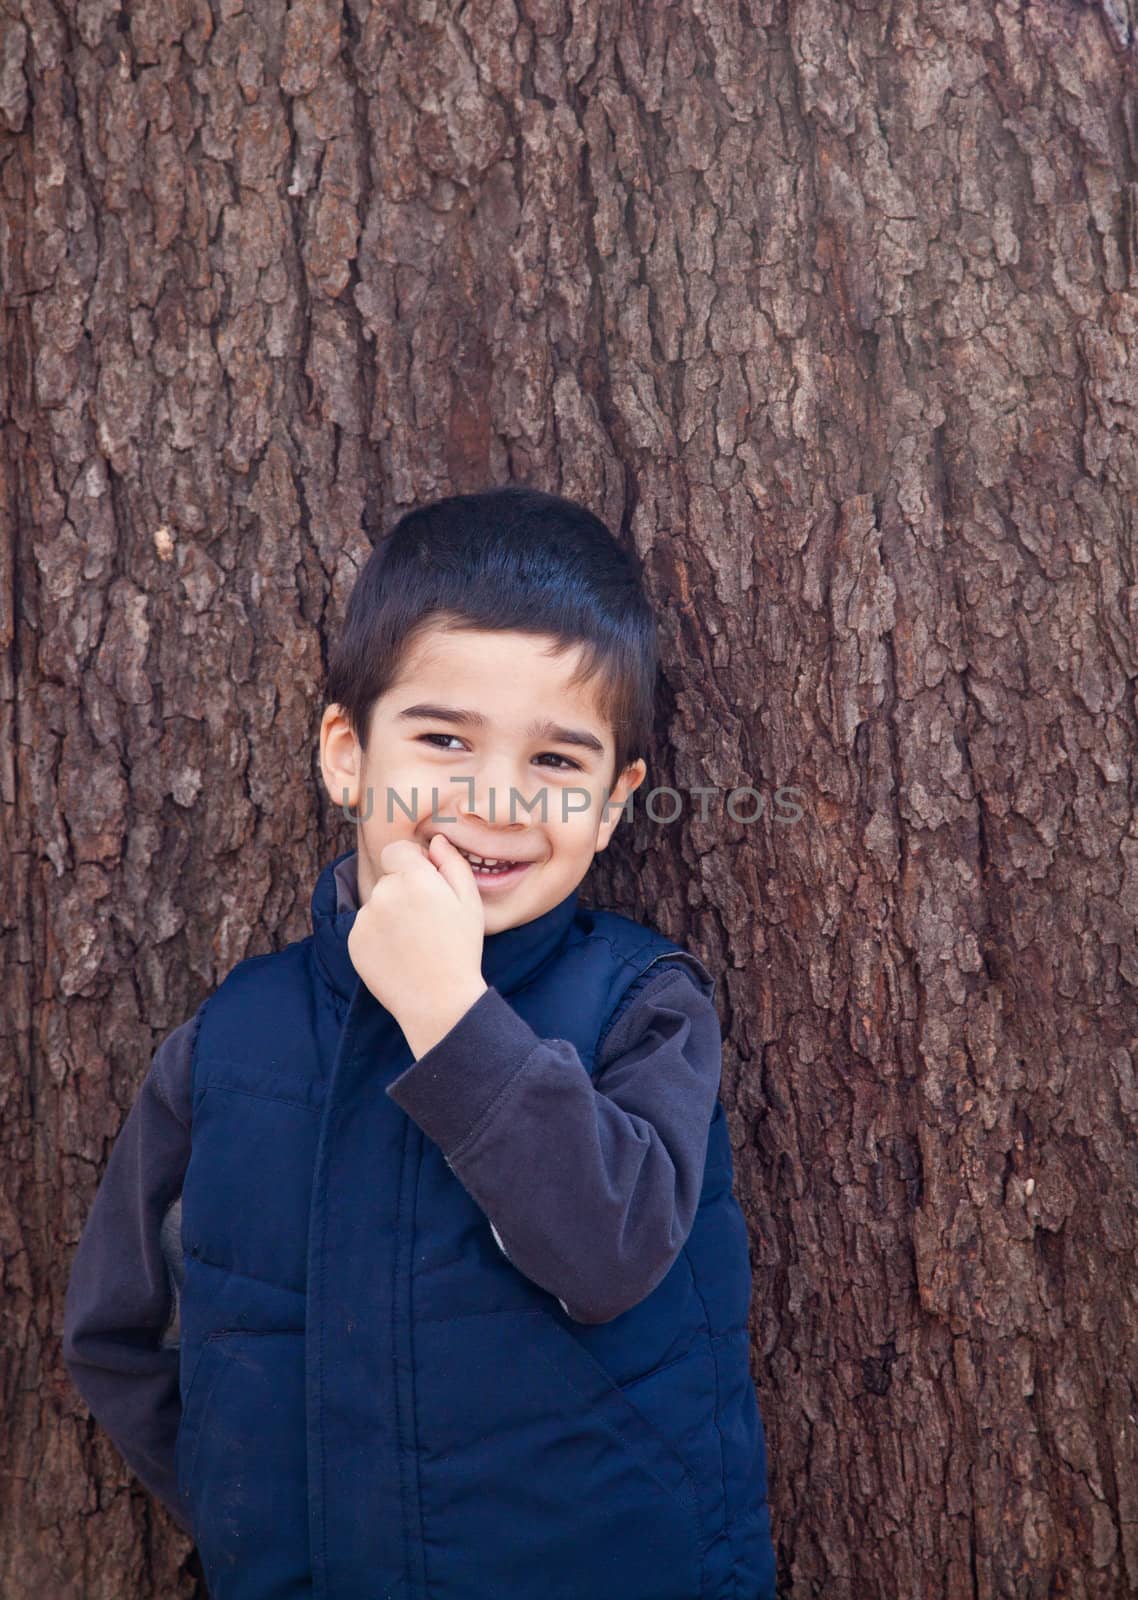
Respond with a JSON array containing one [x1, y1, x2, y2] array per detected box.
[[325, 485, 659, 787]]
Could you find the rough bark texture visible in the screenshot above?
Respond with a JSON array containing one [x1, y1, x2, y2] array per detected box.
[[3, 0, 1137, 1595]]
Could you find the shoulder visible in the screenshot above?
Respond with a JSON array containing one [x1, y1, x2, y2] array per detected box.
[[576, 905, 715, 994], [144, 938, 317, 1127], [208, 936, 313, 995], [596, 948, 721, 1068], [193, 936, 316, 1038]]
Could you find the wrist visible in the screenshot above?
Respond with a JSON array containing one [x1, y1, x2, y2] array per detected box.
[[398, 976, 490, 1059]]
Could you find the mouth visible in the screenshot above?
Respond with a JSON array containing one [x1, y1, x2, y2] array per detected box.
[[443, 840, 538, 889]]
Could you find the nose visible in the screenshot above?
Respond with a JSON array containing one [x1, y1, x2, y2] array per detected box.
[[454, 754, 533, 829]]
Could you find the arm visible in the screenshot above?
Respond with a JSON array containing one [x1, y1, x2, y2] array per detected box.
[[62, 1014, 199, 1534], [385, 955, 723, 1324]]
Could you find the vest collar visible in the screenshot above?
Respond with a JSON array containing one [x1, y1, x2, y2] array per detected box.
[[311, 846, 580, 1004]]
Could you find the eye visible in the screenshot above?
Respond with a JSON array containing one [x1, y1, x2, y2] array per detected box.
[[535, 752, 582, 772], [418, 733, 466, 752]]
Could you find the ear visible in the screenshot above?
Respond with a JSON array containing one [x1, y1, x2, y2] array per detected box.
[[594, 758, 647, 853], [319, 703, 363, 815]]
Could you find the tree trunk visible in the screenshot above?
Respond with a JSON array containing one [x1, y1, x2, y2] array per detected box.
[[3, 0, 1136, 1595]]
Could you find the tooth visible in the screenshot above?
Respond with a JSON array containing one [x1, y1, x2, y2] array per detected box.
[[454, 843, 522, 867]]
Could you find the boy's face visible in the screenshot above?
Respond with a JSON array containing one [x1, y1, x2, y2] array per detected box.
[[319, 624, 647, 938]]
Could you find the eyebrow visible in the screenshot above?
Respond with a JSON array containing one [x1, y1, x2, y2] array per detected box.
[[396, 703, 607, 757]]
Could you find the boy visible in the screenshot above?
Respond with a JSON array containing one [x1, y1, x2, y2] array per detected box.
[[63, 485, 777, 1599]]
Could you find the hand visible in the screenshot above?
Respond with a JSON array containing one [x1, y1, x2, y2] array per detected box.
[[347, 836, 488, 1052]]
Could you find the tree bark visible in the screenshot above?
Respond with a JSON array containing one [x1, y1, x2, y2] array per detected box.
[[2, 0, 1137, 1595]]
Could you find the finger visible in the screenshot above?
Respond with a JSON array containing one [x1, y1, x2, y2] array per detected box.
[[427, 834, 483, 910]]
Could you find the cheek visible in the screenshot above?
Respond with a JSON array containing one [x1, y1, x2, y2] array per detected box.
[[369, 759, 452, 819], [555, 800, 606, 848]]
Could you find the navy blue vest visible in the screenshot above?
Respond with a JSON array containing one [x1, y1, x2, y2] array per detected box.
[[176, 849, 775, 1599]]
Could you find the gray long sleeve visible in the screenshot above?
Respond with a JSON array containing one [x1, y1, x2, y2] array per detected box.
[[62, 1014, 199, 1534], [385, 953, 724, 1324]]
